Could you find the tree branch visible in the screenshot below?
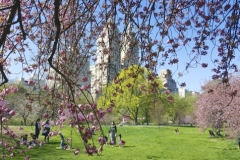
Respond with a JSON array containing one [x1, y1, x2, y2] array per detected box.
[[16, 0, 27, 39]]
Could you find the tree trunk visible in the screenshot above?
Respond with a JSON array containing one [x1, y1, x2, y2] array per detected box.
[[134, 117, 137, 125], [145, 112, 149, 125], [23, 117, 27, 126], [134, 109, 139, 125]]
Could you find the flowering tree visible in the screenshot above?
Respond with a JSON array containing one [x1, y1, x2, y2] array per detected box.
[[0, 0, 239, 158], [195, 73, 240, 138]]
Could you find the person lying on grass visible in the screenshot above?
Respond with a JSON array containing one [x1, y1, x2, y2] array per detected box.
[[58, 131, 68, 149]]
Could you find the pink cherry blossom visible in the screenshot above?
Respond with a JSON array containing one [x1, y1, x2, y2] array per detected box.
[[0, 101, 9, 108], [2, 117, 8, 123], [3, 89, 10, 94], [95, 88, 100, 94], [106, 107, 112, 113], [80, 85, 87, 90], [8, 147, 14, 151], [60, 116, 66, 122], [9, 110, 15, 116], [43, 85, 49, 90], [41, 122, 46, 126], [81, 76, 88, 82], [20, 150, 25, 154], [10, 153, 15, 157], [43, 113, 48, 118], [78, 104, 83, 110], [98, 137, 106, 145], [28, 80, 35, 86], [18, 126, 23, 131], [77, 114, 86, 122]]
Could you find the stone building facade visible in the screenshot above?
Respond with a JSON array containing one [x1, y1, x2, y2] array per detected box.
[[90, 22, 139, 99]]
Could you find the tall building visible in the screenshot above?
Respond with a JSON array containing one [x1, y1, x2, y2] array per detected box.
[[159, 69, 199, 97], [120, 25, 139, 67], [90, 20, 121, 98], [91, 22, 139, 99], [159, 69, 178, 93], [178, 87, 187, 98]]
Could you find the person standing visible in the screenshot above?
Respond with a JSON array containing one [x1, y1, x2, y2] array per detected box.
[[43, 120, 50, 143], [109, 121, 117, 146], [35, 118, 41, 140]]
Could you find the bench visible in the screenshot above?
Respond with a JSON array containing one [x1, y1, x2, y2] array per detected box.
[[216, 129, 222, 137], [209, 130, 215, 138]]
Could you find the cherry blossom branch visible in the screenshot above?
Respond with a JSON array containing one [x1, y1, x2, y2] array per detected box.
[[16, 0, 27, 40]]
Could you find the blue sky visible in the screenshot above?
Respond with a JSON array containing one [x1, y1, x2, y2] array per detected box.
[[155, 54, 213, 92], [159, 46, 239, 93], [8, 48, 215, 93], [6, 31, 227, 93]]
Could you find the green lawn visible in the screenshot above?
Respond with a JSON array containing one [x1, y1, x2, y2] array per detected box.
[[2, 125, 240, 160]]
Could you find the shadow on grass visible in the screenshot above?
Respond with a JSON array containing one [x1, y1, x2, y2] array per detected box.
[[122, 145, 135, 148], [47, 141, 59, 145], [224, 147, 238, 150], [146, 155, 160, 159]]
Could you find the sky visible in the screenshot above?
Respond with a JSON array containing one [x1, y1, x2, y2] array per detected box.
[[161, 49, 240, 93], [156, 54, 214, 93], [6, 32, 233, 94], [7, 28, 240, 94], [8, 47, 218, 93]]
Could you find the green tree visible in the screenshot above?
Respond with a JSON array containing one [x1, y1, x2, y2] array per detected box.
[[138, 78, 165, 125], [165, 93, 196, 124], [98, 65, 164, 125]]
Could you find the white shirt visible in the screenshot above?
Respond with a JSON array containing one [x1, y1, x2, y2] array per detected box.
[[45, 124, 50, 128]]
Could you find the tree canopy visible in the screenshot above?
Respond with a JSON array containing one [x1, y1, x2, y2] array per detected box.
[[195, 73, 240, 138], [97, 65, 164, 124]]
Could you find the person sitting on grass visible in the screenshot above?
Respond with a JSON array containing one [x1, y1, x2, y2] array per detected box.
[[30, 133, 36, 140], [58, 131, 68, 149], [20, 134, 28, 145], [29, 133, 38, 146]]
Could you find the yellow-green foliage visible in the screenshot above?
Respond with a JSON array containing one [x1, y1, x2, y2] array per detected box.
[[97, 65, 164, 122]]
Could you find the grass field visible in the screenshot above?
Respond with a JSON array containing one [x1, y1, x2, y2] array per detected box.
[[3, 125, 240, 160]]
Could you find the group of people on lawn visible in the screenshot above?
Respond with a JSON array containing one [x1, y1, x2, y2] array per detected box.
[[19, 118, 67, 149], [19, 119, 124, 149]]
